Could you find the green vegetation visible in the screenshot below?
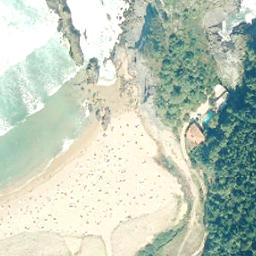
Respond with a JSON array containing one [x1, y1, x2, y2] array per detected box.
[[135, 4, 167, 62], [136, 2, 219, 134], [155, 31, 219, 133], [190, 39, 256, 255], [136, 158, 193, 256], [135, 2, 216, 255], [137, 224, 185, 256], [137, 1, 256, 255]]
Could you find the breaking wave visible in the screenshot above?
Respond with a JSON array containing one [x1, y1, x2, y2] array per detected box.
[[0, 0, 58, 76], [66, 0, 129, 85], [0, 117, 13, 137], [61, 138, 75, 153]]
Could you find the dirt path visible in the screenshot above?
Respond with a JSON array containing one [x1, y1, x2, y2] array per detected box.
[[176, 123, 207, 256]]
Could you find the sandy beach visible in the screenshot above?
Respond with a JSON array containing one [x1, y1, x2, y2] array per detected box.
[[0, 46, 188, 256], [0, 107, 186, 256]]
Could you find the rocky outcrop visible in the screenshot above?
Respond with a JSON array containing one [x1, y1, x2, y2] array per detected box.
[[95, 106, 111, 131], [202, 0, 246, 87], [46, 0, 84, 66], [202, 1, 238, 28], [112, 0, 159, 104], [118, 0, 149, 48], [85, 58, 100, 84]]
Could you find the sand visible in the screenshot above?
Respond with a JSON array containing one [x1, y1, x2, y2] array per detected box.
[[0, 110, 185, 256], [0, 46, 188, 256]]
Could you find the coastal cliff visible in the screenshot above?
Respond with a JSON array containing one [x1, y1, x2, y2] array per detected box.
[[0, 1, 253, 256], [202, 0, 246, 87], [45, 0, 84, 66]]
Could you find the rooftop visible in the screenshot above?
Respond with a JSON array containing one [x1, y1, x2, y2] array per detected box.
[[186, 123, 206, 146]]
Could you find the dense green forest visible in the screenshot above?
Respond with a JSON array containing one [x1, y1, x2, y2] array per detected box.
[[190, 37, 256, 255], [136, 4, 219, 134], [155, 31, 219, 133], [137, 2, 256, 255]]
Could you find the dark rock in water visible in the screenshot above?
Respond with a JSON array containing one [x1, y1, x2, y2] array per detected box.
[[86, 58, 100, 84], [45, 0, 84, 66], [107, 13, 111, 21], [83, 29, 87, 40]]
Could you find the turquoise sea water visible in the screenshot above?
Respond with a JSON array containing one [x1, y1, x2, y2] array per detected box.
[[0, 84, 86, 188], [0, 36, 76, 129], [0, 0, 86, 188]]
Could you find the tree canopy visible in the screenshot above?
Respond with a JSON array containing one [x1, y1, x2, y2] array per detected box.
[[190, 40, 256, 256]]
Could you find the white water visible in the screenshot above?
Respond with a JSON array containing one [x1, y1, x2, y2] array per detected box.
[[242, 0, 256, 23], [0, 0, 77, 137], [0, 0, 58, 76], [0, 117, 13, 136], [0, 0, 129, 138], [67, 0, 129, 85], [18, 68, 45, 115], [61, 138, 75, 153], [0, 0, 129, 187], [221, 0, 256, 40]]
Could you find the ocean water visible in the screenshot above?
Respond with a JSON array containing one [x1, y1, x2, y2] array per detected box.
[[0, 0, 128, 188], [0, 84, 86, 188], [0, 0, 81, 187], [0, 35, 77, 134], [0, 0, 79, 188]]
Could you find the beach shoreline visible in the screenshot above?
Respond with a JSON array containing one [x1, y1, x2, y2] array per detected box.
[[0, 113, 99, 200], [0, 26, 189, 255], [0, 69, 187, 255]]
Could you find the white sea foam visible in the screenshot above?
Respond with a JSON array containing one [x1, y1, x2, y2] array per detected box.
[[21, 92, 45, 115], [0, 117, 13, 136], [18, 74, 45, 115], [0, 0, 58, 76], [66, 0, 129, 85], [97, 60, 117, 86], [241, 0, 256, 23], [220, 0, 256, 40], [43, 61, 79, 97], [44, 82, 62, 97], [81, 100, 90, 118], [61, 138, 75, 153]]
